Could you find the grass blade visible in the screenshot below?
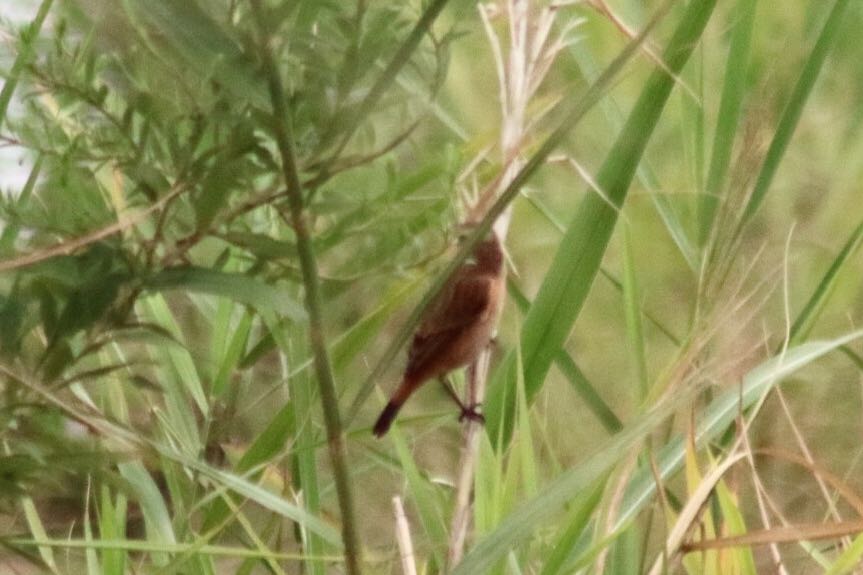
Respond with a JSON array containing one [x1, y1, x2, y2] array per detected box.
[[144, 267, 306, 322], [622, 227, 649, 400], [538, 480, 605, 575], [736, 0, 851, 233], [20, 496, 58, 573], [617, 329, 863, 531], [452, 377, 701, 575], [390, 424, 448, 570], [486, 0, 719, 447], [787, 219, 863, 346], [117, 462, 176, 567], [698, 0, 758, 246], [825, 532, 863, 575], [567, 27, 697, 270], [507, 280, 623, 433]]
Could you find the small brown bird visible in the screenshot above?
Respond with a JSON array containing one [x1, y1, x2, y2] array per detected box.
[[373, 232, 506, 437]]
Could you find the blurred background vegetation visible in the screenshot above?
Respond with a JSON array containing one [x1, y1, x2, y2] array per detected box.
[[2, 0, 863, 573]]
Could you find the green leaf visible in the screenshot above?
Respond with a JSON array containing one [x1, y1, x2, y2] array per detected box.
[[538, 481, 605, 575], [144, 267, 306, 321], [486, 0, 719, 447], [122, 0, 269, 110], [714, 479, 757, 574], [507, 280, 623, 433], [616, 329, 863, 532], [194, 160, 243, 231], [452, 373, 700, 575], [164, 449, 343, 548], [389, 422, 448, 570], [826, 532, 863, 575], [211, 309, 253, 397], [0, 0, 53, 129], [20, 496, 58, 574], [117, 462, 176, 567], [98, 487, 127, 575], [698, 0, 757, 245], [736, 0, 851, 233], [787, 219, 863, 346], [285, 335, 326, 575], [622, 227, 649, 401]]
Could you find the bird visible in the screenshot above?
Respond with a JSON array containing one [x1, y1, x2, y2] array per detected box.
[[373, 232, 506, 437]]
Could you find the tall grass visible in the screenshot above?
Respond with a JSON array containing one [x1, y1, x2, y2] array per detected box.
[[1, 0, 862, 574]]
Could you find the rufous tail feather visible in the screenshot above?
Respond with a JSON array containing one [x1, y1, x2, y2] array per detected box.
[[373, 378, 415, 437], [372, 401, 401, 437]]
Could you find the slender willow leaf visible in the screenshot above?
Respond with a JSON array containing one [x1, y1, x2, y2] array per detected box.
[[485, 0, 719, 447], [0, 0, 53, 129], [324, 0, 451, 156], [122, 0, 269, 109], [735, 0, 851, 234]]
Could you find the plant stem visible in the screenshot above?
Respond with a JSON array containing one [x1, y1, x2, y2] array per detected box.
[[447, 351, 491, 568], [250, 3, 362, 573]]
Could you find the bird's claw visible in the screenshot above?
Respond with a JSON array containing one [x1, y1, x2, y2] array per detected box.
[[459, 403, 485, 424]]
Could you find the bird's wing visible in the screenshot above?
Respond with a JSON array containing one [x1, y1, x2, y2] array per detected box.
[[405, 275, 492, 373], [417, 275, 492, 336]]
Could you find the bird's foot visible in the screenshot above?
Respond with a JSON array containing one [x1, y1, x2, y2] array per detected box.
[[459, 403, 485, 425]]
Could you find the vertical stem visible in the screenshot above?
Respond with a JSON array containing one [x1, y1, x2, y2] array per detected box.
[[447, 350, 491, 568], [393, 496, 418, 575], [250, 3, 362, 573]]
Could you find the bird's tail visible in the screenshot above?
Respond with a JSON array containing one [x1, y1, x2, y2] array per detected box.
[[372, 402, 401, 437], [373, 379, 414, 437]]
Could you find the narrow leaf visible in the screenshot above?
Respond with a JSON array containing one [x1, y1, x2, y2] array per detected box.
[[486, 0, 719, 447], [736, 0, 851, 232], [145, 267, 306, 321]]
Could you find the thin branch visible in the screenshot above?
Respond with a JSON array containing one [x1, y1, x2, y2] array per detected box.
[[0, 183, 187, 272], [249, 3, 363, 574]]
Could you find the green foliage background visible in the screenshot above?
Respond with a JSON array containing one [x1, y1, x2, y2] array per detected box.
[[2, 0, 863, 573]]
